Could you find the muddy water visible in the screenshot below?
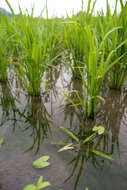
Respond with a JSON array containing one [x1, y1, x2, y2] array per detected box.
[[0, 67, 127, 190]]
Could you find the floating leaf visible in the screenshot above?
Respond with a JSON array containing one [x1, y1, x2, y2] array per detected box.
[[0, 138, 4, 148], [33, 156, 50, 169], [37, 181, 50, 189], [37, 176, 43, 185], [92, 126, 105, 135], [37, 176, 50, 189], [58, 143, 74, 152], [89, 149, 113, 160], [23, 184, 36, 190], [23, 176, 50, 190]]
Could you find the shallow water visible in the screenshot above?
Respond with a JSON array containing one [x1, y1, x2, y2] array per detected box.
[[0, 67, 127, 190]]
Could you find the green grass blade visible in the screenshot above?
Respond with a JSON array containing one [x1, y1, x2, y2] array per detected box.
[[89, 149, 113, 160], [60, 126, 79, 143]]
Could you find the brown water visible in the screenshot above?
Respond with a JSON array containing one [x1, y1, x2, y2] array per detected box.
[[0, 67, 127, 190]]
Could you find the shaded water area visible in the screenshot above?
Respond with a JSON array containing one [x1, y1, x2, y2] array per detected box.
[[0, 65, 127, 190]]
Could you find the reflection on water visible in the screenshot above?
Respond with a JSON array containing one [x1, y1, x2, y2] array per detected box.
[[0, 66, 126, 190], [0, 82, 17, 128], [17, 96, 52, 154]]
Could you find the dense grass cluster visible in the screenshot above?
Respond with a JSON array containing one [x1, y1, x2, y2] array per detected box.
[[0, 0, 127, 119]]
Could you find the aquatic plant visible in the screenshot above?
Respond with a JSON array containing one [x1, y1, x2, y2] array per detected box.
[[33, 156, 50, 169], [64, 0, 96, 78], [5, 0, 62, 95], [57, 126, 113, 190], [62, 23, 125, 119], [23, 176, 50, 190], [12, 13, 52, 95], [0, 15, 9, 82], [58, 126, 113, 160], [0, 138, 4, 148], [96, 0, 127, 89], [109, 0, 127, 89]]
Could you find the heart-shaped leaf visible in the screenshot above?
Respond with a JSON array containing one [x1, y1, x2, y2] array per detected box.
[[33, 156, 50, 169], [92, 126, 105, 135]]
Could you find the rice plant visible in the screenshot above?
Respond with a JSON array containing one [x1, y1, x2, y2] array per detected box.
[[109, 0, 127, 89], [0, 15, 9, 82], [96, 0, 127, 89], [4, 0, 62, 96], [62, 24, 125, 119], [64, 0, 96, 78]]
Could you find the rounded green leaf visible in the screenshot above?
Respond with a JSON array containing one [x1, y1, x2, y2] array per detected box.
[[33, 156, 50, 169], [92, 126, 105, 135]]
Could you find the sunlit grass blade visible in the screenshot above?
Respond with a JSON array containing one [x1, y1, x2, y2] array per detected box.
[[89, 149, 113, 160], [60, 126, 79, 143]]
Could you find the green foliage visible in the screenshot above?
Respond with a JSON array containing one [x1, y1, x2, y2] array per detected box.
[[0, 138, 4, 147], [64, 0, 96, 78], [0, 15, 10, 82], [96, 0, 127, 89], [33, 156, 50, 169], [60, 126, 79, 143], [23, 176, 50, 190], [4, 1, 63, 95], [92, 126, 105, 135], [62, 24, 125, 118], [58, 126, 113, 160]]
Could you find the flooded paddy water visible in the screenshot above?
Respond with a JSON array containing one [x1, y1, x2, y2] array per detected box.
[[0, 65, 127, 190]]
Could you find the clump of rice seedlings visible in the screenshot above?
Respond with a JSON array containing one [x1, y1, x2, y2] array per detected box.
[[96, 0, 127, 89], [64, 0, 96, 78], [109, 0, 127, 89], [64, 17, 86, 78], [62, 23, 125, 119], [0, 15, 9, 82], [6, 0, 62, 96]]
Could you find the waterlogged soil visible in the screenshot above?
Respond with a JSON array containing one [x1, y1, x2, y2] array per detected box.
[[0, 67, 127, 190]]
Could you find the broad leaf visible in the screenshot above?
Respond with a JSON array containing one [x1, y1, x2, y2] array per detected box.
[[33, 156, 50, 169], [92, 126, 105, 135]]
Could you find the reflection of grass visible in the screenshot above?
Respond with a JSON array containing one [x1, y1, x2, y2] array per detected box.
[[0, 83, 17, 128], [17, 96, 51, 154]]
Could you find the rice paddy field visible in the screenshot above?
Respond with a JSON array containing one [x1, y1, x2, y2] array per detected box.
[[0, 0, 127, 189]]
